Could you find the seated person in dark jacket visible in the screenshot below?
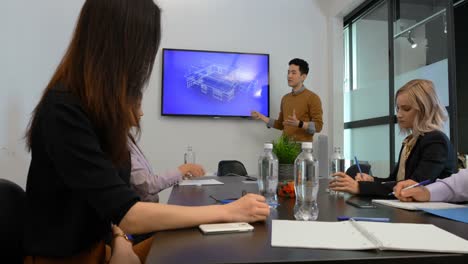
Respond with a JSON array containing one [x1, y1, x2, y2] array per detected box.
[[329, 79, 456, 197]]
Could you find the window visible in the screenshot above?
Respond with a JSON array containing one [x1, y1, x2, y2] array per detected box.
[[343, 0, 456, 177]]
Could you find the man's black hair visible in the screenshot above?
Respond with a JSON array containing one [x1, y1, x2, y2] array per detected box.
[[289, 58, 309, 75]]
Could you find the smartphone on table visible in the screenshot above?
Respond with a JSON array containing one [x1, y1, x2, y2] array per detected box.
[[199, 222, 254, 234], [346, 197, 376, 208]]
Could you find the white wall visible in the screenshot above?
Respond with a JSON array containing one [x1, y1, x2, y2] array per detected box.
[[318, 0, 364, 154], [144, 0, 330, 177], [1, 0, 342, 189], [0, 0, 84, 187]]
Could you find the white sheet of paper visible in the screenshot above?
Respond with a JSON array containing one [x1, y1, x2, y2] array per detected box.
[[178, 179, 224, 186], [242, 180, 257, 184], [271, 220, 376, 250], [372, 199, 467, 211]]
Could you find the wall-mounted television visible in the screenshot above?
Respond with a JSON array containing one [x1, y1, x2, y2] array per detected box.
[[161, 48, 269, 118]]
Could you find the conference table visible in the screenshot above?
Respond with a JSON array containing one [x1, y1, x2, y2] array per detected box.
[[146, 176, 468, 264]]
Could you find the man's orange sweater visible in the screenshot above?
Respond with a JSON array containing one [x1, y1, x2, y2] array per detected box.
[[271, 88, 323, 142]]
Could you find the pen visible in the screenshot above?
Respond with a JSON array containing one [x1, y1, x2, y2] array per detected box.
[[209, 195, 237, 204], [381, 181, 396, 185], [209, 195, 279, 207], [337, 216, 390, 222], [220, 199, 237, 204], [354, 156, 363, 174], [224, 199, 279, 207], [388, 179, 432, 196], [267, 202, 280, 207]]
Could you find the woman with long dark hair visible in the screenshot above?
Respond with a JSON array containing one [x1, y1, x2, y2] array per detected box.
[[24, 0, 269, 262]]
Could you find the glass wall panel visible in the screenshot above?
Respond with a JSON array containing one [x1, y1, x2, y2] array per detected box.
[[343, 27, 350, 92], [345, 1, 389, 122], [343, 27, 351, 122], [395, 0, 446, 36], [344, 125, 390, 178], [455, 0, 468, 155], [393, 0, 451, 161], [394, 1, 449, 105], [344, 0, 457, 180]]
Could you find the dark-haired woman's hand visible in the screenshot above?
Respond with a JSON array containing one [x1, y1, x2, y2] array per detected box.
[[223, 193, 270, 222], [109, 225, 140, 264]]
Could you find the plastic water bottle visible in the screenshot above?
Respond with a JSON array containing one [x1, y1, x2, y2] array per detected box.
[[329, 147, 345, 196], [294, 142, 319, 221], [258, 143, 279, 207], [184, 145, 195, 164]]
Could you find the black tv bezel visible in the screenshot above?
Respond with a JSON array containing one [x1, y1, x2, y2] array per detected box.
[[160, 48, 270, 118]]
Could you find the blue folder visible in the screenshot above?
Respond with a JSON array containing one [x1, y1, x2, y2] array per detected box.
[[422, 207, 468, 224]]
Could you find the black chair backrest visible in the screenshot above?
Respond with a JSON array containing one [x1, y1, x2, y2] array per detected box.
[[0, 178, 26, 262], [345, 164, 372, 178], [217, 160, 248, 176]]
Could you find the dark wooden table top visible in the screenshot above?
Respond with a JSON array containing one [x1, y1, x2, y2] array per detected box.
[[146, 177, 468, 264]]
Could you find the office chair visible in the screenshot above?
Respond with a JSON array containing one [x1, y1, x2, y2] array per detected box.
[[217, 160, 248, 176], [0, 178, 26, 263], [345, 163, 372, 179]]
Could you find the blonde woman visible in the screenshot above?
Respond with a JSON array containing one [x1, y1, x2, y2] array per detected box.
[[329, 79, 456, 196]]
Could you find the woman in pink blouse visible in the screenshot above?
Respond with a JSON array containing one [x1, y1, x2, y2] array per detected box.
[[128, 101, 205, 202]]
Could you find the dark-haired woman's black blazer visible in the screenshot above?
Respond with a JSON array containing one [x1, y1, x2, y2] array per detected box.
[[24, 87, 139, 256]]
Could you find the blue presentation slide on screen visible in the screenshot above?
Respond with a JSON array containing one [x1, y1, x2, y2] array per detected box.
[[162, 49, 269, 117]]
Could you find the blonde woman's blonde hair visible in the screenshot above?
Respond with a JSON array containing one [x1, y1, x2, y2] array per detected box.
[[395, 79, 447, 137]]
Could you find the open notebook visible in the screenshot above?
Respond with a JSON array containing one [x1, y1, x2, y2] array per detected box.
[[372, 199, 467, 211], [271, 220, 468, 253]]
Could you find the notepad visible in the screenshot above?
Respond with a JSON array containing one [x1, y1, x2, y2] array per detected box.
[[271, 220, 468, 253], [178, 179, 224, 186], [372, 199, 467, 211]]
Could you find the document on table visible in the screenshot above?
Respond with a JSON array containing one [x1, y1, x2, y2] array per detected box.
[[372, 199, 467, 211], [271, 220, 468, 253], [178, 179, 224, 186], [422, 207, 468, 224]]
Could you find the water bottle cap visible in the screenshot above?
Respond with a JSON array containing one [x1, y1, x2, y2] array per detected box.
[[302, 142, 313, 149], [264, 143, 273, 149]]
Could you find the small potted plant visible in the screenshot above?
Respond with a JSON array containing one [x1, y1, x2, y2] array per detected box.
[[272, 135, 301, 198]]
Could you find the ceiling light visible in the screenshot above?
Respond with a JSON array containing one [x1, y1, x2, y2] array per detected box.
[[407, 31, 417, 49], [443, 13, 447, 34]]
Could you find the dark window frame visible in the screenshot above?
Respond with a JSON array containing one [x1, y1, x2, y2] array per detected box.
[[343, 0, 458, 173]]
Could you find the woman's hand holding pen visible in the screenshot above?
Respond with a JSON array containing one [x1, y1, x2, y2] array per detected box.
[[355, 173, 374, 182], [394, 180, 430, 202], [223, 193, 270, 222], [329, 172, 359, 194]]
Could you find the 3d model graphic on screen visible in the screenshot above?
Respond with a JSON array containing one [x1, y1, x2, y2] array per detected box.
[[185, 63, 258, 102], [161, 49, 269, 117]]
